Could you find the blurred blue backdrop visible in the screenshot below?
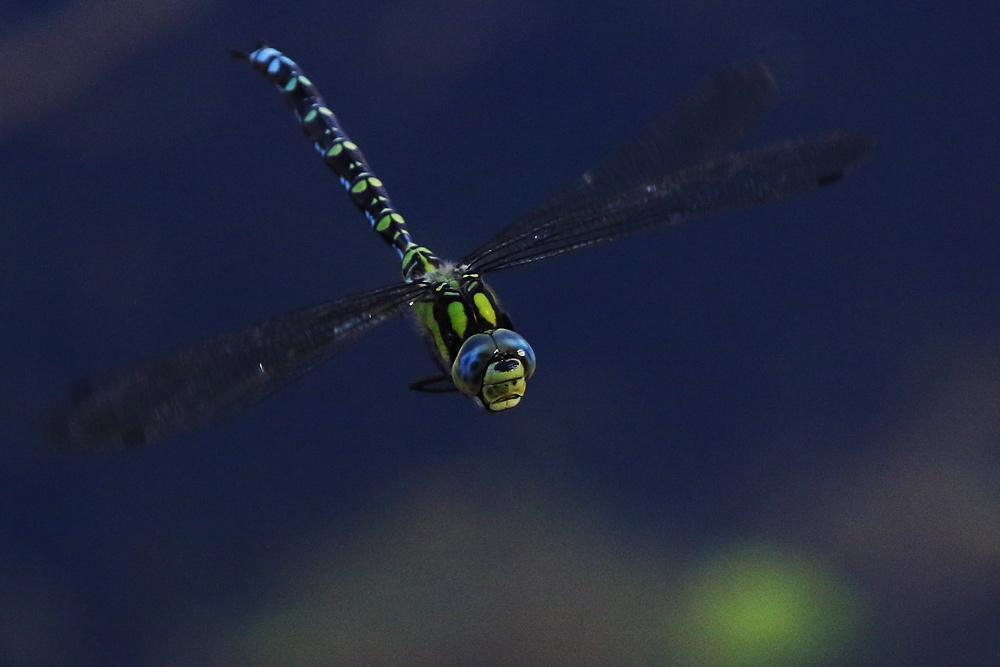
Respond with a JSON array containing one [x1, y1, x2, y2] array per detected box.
[[2, 1, 998, 665]]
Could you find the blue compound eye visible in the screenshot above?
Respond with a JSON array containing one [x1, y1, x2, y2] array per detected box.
[[491, 329, 536, 379], [451, 333, 498, 396]]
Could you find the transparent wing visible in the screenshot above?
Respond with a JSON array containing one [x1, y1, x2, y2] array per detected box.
[[463, 132, 872, 273], [460, 62, 775, 270], [46, 282, 430, 450], [568, 61, 777, 199]]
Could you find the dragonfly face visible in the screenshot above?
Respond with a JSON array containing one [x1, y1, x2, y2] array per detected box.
[[452, 329, 537, 411]]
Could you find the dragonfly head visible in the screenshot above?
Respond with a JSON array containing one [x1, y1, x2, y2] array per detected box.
[[451, 329, 536, 411]]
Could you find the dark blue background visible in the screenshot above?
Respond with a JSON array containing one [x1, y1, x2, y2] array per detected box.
[[2, 1, 998, 665]]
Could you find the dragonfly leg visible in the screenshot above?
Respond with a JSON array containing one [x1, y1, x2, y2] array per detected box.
[[409, 374, 460, 393]]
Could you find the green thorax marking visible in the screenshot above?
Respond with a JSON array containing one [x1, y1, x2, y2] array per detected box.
[[414, 270, 513, 368]]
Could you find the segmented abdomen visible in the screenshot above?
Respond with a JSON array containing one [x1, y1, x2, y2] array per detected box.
[[242, 46, 441, 280]]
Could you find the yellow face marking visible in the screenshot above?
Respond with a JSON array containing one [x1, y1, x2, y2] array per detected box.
[[448, 302, 468, 338], [473, 292, 497, 326], [480, 359, 527, 410], [482, 377, 526, 410], [485, 362, 523, 385]]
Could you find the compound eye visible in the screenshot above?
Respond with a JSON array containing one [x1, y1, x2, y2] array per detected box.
[[490, 329, 536, 379], [451, 333, 497, 396]]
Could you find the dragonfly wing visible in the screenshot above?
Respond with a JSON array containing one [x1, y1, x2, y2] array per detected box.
[[571, 61, 777, 198], [465, 132, 872, 273], [464, 62, 776, 269], [46, 282, 430, 450]]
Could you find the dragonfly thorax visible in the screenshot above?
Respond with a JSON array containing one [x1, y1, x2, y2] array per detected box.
[[411, 270, 534, 409]]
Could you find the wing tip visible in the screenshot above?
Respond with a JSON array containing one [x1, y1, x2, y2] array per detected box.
[[40, 390, 150, 454], [713, 61, 779, 99]]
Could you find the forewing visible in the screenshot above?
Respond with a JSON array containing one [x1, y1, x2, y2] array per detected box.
[[573, 61, 777, 198], [46, 282, 429, 450], [463, 62, 778, 268], [465, 132, 872, 273]]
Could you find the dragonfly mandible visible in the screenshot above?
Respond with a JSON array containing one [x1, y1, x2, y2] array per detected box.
[[45, 45, 871, 449]]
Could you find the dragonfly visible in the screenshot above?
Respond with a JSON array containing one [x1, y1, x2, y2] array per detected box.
[[45, 45, 871, 450]]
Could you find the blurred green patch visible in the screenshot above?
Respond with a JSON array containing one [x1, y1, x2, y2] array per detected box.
[[660, 544, 865, 666]]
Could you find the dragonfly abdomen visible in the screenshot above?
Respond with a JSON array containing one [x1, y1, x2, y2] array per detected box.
[[240, 46, 442, 280]]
